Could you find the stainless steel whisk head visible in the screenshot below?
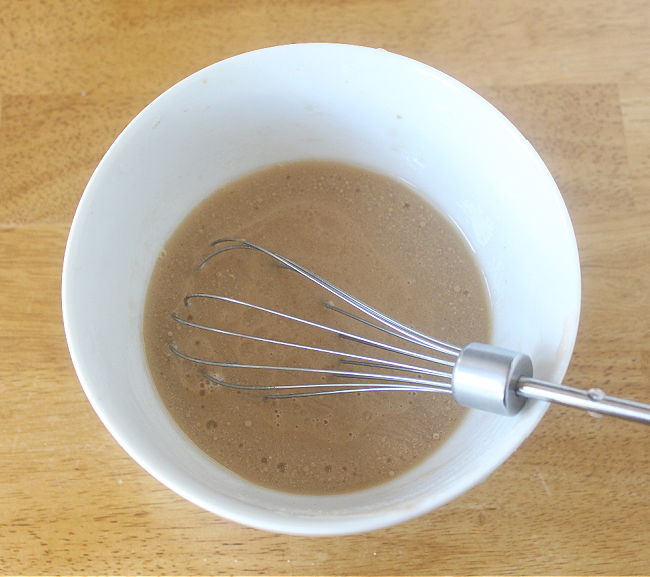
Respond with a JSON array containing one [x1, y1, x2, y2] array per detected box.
[[169, 238, 650, 425]]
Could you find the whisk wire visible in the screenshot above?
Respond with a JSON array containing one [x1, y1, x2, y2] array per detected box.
[[175, 294, 456, 369], [168, 343, 452, 389], [203, 369, 449, 399], [322, 301, 458, 358], [203, 239, 461, 356]]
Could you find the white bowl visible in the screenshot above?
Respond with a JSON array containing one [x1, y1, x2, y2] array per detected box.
[[62, 43, 580, 535]]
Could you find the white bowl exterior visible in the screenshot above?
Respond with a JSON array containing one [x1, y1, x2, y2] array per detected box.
[[62, 44, 580, 535]]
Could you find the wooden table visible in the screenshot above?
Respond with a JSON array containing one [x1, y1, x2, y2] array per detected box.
[[1, 1, 648, 574]]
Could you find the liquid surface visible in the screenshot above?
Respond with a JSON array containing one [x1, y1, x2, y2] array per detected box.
[[144, 160, 491, 494]]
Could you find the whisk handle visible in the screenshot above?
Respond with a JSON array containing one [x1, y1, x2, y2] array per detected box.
[[452, 343, 650, 424], [516, 379, 650, 425]]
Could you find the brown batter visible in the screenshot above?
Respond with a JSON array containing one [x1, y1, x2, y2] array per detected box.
[[143, 160, 491, 494]]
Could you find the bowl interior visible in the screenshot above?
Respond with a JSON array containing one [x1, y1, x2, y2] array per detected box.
[[62, 44, 580, 535]]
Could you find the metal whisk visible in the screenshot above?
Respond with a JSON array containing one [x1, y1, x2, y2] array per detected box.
[[169, 238, 650, 425]]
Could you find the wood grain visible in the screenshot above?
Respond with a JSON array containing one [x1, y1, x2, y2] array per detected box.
[[1, 1, 648, 574]]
